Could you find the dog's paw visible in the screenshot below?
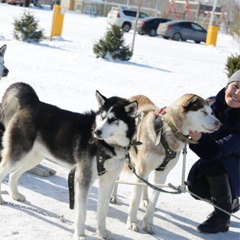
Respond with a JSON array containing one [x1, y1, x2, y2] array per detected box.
[[97, 229, 112, 239], [41, 169, 56, 177], [78, 236, 86, 240], [28, 167, 52, 177], [142, 222, 155, 234], [74, 234, 86, 240], [48, 169, 57, 176], [127, 222, 139, 232], [141, 200, 149, 208], [12, 193, 26, 202], [0, 196, 5, 204], [110, 195, 117, 204]]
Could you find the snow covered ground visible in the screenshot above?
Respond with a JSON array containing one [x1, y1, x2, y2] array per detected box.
[[0, 3, 239, 240]]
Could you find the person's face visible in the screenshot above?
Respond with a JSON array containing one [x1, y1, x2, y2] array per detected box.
[[225, 82, 240, 108]]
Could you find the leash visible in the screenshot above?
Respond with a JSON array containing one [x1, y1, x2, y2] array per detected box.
[[1, 196, 65, 222], [131, 167, 182, 194], [183, 184, 240, 221], [128, 144, 240, 220], [128, 146, 188, 195]]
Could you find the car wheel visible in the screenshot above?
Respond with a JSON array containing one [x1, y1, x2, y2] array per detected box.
[[122, 23, 131, 32], [138, 31, 144, 35], [163, 36, 169, 39], [195, 41, 200, 44], [172, 32, 181, 41], [149, 29, 156, 37]]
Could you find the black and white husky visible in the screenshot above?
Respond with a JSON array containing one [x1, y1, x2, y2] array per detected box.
[[0, 45, 9, 80], [0, 82, 138, 240]]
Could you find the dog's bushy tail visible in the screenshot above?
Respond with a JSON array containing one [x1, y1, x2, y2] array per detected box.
[[0, 82, 39, 127]]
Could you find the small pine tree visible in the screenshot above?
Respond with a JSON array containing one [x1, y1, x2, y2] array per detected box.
[[225, 54, 240, 78], [13, 10, 45, 43], [93, 25, 132, 61]]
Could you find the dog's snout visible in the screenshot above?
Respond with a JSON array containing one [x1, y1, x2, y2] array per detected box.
[[94, 129, 102, 138], [3, 68, 9, 76], [215, 120, 221, 128]]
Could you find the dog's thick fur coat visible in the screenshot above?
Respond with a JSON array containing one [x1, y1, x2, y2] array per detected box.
[[111, 94, 220, 234], [0, 82, 138, 240]]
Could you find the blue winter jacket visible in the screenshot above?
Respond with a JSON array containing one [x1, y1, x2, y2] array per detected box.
[[188, 88, 240, 199]]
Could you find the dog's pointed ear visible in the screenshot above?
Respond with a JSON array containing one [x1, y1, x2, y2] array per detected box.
[[0, 45, 7, 57], [96, 90, 107, 107], [125, 101, 138, 118], [206, 97, 215, 106], [182, 95, 201, 111], [183, 95, 197, 107]]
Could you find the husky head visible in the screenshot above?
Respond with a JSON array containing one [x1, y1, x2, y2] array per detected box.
[[167, 94, 220, 135], [94, 91, 138, 147], [0, 45, 9, 80]]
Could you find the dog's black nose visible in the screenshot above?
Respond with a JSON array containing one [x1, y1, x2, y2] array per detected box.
[[3, 68, 9, 77], [94, 129, 102, 138]]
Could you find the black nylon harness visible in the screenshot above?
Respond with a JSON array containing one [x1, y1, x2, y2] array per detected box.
[[68, 167, 76, 210], [68, 139, 114, 210], [67, 137, 141, 210], [154, 115, 177, 171], [154, 115, 197, 171]]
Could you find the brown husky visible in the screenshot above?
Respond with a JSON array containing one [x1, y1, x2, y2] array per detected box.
[[111, 94, 220, 234]]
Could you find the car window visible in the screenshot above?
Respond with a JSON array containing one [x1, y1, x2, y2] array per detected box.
[[139, 12, 149, 18], [180, 22, 192, 29], [123, 10, 137, 17], [191, 23, 204, 31]]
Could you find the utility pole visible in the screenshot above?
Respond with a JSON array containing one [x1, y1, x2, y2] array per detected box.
[[131, 0, 142, 54], [205, 0, 220, 46], [209, 0, 219, 26]]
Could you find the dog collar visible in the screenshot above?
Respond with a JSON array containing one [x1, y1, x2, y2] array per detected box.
[[163, 117, 198, 144]]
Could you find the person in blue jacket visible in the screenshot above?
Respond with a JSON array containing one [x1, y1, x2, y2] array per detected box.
[[187, 69, 240, 234]]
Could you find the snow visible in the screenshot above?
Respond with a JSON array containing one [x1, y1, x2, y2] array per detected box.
[[0, 3, 239, 240]]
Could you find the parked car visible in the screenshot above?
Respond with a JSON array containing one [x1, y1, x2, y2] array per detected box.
[[8, 0, 25, 6], [132, 17, 171, 37], [157, 20, 207, 43], [107, 7, 149, 32]]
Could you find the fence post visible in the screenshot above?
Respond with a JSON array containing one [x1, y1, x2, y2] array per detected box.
[[50, 5, 65, 40]]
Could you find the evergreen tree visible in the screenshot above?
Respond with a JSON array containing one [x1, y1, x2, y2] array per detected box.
[[93, 25, 132, 61], [13, 10, 45, 43], [225, 54, 240, 78]]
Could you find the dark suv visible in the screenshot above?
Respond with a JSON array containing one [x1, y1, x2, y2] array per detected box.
[[133, 17, 171, 36]]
